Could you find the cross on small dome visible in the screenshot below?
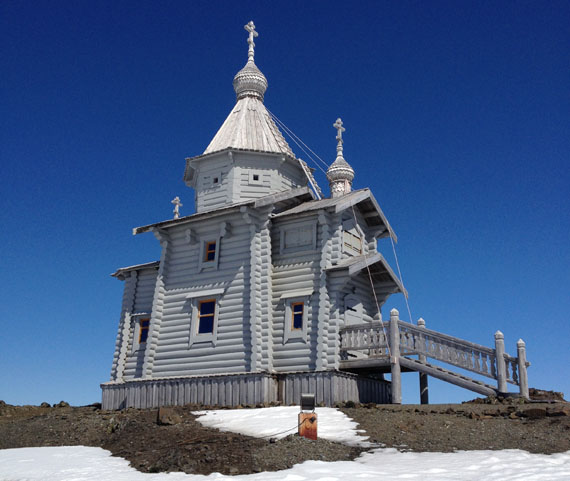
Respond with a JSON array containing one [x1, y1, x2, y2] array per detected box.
[[171, 196, 183, 219], [326, 118, 354, 198]]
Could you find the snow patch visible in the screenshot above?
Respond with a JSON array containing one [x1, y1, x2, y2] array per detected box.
[[193, 406, 370, 446]]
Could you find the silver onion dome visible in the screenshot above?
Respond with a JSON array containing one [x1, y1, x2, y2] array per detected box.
[[233, 21, 268, 101]]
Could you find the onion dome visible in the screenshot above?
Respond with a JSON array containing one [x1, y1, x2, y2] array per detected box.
[[232, 21, 268, 101], [327, 118, 354, 197]]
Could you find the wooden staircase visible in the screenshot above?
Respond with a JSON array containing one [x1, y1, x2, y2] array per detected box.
[[339, 309, 530, 403]]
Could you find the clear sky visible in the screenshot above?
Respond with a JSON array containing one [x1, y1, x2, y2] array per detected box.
[[1, 0, 568, 406]]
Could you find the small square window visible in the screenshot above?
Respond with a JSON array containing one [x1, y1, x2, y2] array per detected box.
[[198, 299, 216, 334], [292, 302, 304, 330], [213, 176, 219, 184], [138, 318, 150, 344], [253, 174, 259, 181], [204, 241, 217, 262]]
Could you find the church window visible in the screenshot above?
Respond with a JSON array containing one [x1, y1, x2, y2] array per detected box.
[[291, 302, 304, 330], [248, 171, 263, 185], [204, 241, 217, 262], [198, 299, 216, 334], [281, 291, 312, 343], [138, 318, 150, 343], [187, 289, 224, 346]]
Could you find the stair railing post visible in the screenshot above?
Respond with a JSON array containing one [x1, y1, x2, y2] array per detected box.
[[417, 317, 429, 405], [517, 339, 529, 399], [389, 308, 402, 404], [494, 331, 508, 394]]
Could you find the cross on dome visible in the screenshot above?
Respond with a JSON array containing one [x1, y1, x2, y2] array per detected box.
[[333, 118, 345, 154], [171, 196, 182, 219], [244, 21, 258, 62], [232, 20, 268, 101], [334, 118, 345, 142]]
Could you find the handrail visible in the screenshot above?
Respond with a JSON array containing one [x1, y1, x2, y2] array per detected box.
[[339, 311, 529, 400]]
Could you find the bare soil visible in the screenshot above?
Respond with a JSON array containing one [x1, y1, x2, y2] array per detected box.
[[1, 394, 569, 476]]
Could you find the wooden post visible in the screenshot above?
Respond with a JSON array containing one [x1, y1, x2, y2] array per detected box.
[[389, 308, 402, 404], [517, 339, 529, 399], [494, 331, 507, 394], [417, 317, 429, 405]]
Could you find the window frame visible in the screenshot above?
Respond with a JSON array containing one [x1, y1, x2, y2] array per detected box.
[[188, 295, 221, 346], [283, 295, 310, 344], [199, 236, 221, 271], [291, 302, 304, 330], [138, 317, 150, 344], [130, 313, 151, 353], [248, 171, 264, 185]]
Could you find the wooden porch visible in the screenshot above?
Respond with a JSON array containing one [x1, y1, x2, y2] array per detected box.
[[339, 309, 530, 403]]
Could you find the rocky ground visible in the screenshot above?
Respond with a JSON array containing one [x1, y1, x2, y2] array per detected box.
[[1, 389, 568, 476]]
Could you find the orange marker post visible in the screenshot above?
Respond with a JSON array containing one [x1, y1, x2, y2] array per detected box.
[[298, 412, 318, 440]]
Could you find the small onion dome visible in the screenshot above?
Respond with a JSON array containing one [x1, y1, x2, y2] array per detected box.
[[327, 118, 354, 197], [233, 60, 268, 101], [327, 155, 354, 183]]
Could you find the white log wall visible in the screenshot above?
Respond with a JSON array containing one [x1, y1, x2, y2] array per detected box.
[[150, 213, 253, 377], [271, 214, 322, 372], [110, 267, 159, 381]]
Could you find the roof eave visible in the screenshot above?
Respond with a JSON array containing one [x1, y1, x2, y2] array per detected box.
[[333, 189, 398, 243], [111, 260, 160, 280], [327, 253, 407, 298]]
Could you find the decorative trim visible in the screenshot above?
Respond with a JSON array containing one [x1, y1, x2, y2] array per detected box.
[[279, 220, 317, 255], [280, 288, 314, 300], [186, 288, 225, 299]]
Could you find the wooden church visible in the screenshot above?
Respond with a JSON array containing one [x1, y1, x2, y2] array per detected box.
[[101, 22, 530, 410]]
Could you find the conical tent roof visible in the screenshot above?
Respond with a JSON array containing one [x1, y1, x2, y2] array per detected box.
[[203, 22, 294, 157]]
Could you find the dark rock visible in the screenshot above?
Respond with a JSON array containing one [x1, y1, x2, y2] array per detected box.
[[529, 388, 567, 402], [547, 405, 570, 417], [40, 402, 51, 408], [518, 408, 547, 419], [157, 407, 183, 425], [54, 401, 70, 408]]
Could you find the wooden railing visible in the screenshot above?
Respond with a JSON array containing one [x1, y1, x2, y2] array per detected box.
[[340, 308, 530, 400]]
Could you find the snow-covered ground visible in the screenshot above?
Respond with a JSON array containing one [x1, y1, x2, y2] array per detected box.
[[1, 407, 569, 480], [193, 406, 371, 446]]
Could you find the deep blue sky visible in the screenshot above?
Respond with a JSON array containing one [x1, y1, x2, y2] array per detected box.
[[1, 1, 568, 406]]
